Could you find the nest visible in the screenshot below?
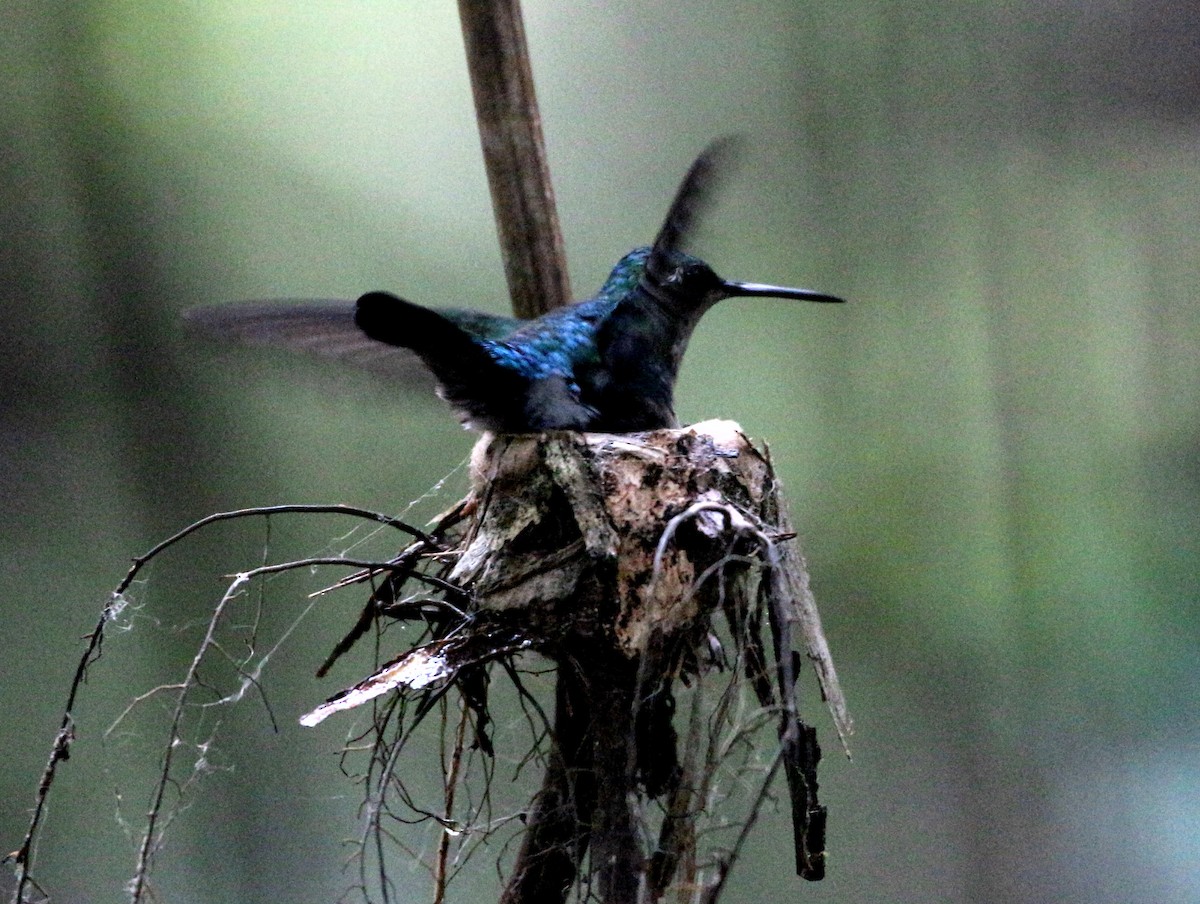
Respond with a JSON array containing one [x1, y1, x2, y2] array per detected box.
[[299, 418, 848, 901]]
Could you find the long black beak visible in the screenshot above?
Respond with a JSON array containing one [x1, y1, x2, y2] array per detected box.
[[722, 279, 845, 304]]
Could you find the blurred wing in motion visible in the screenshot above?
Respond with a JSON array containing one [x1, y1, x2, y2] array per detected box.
[[644, 135, 743, 284], [183, 300, 432, 384]]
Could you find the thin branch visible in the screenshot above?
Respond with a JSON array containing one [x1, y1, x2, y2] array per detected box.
[[7, 503, 430, 904], [129, 574, 250, 901], [433, 700, 471, 904], [131, 506, 432, 581]]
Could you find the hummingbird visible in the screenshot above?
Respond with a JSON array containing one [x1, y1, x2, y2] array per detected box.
[[185, 138, 843, 432]]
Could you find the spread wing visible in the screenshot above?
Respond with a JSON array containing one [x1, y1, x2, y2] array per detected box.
[[644, 135, 743, 285], [354, 291, 538, 430], [186, 296, 551, 430], [183, 300, 432, 383]]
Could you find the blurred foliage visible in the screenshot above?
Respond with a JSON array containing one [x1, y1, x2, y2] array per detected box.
[[2, 1, 1197, 903]]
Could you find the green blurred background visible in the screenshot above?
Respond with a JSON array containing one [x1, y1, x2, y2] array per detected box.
[[3, 1, 1197, 902]]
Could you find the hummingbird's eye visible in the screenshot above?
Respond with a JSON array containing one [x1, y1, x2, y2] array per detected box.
[[666, 267, 685, 286]]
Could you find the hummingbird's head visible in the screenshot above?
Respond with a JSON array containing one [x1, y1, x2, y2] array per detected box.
[[656, 251, 727, 303], [641, 247, 844, 320]]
